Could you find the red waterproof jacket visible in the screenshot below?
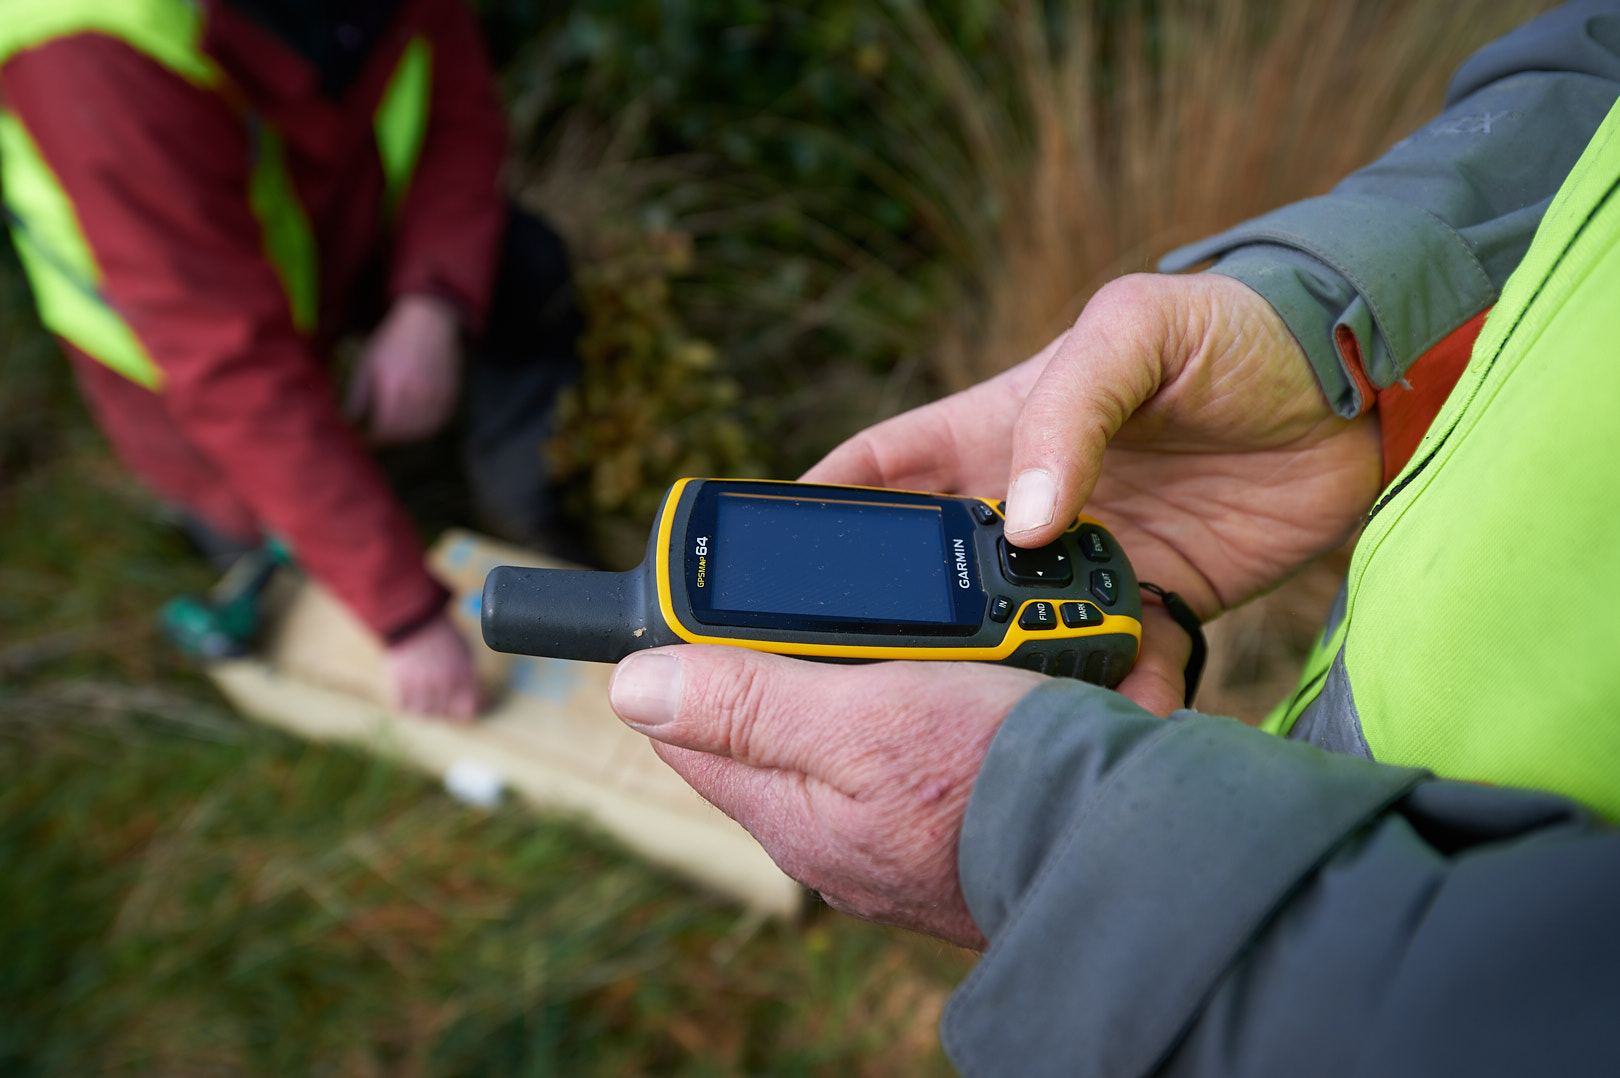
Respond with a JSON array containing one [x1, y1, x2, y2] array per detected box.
[[0, 0, 507, 641]]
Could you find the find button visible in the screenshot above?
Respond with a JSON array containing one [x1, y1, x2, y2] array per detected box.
[[1018, 601, 1059, 631]]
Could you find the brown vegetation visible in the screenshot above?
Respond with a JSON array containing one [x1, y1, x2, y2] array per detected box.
[[869, 0, 1548, 715]]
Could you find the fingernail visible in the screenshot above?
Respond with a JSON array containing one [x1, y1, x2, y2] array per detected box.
[[610, 652, 681, 726], [1004, 469, 1058, 536]]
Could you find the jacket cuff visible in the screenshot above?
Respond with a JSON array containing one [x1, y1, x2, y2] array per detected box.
[[942, 681, 1426, 1078], [390, 278, 487, 338], [1204, 245, 1369, 418], [378, 578, 452, 645], [1160, 194, 1496, 415]]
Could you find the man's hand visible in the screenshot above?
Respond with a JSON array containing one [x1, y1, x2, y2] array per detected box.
[[347, 294, 463, 445], [806, 273, 1382, 715], [610, 646, 1045, 949], [383, 612, 484, 722]]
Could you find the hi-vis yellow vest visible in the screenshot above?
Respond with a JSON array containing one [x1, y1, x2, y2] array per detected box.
[[1269, 98, 1620, 821], [0, 0, 433, 388]]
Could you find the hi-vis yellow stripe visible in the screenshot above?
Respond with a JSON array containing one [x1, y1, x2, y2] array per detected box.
[[375, 35, 432, 212], [0, 112, 163, 387], [653, 477, 1142, 660], [0, 0, 219, 86]]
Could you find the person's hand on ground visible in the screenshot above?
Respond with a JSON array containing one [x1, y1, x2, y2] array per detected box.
[[347, 293, 463, 445], [611, 645, 1045, 948], [383, 612, 484, 722], [806, 273, 1381, 715]]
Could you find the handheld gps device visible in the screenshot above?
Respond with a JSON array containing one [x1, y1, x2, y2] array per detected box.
[[481, 478, 1142, 685]]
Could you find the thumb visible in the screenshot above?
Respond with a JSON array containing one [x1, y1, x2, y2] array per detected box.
[[609, 646, 863, 780], [608, 646, 1042, 793], [1001, 274, 1187, 547]]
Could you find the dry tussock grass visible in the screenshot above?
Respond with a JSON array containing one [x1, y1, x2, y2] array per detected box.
[[501, 1, 1553, 716], [888, 0, 1549, 387], [875, 0, 1548, 716]]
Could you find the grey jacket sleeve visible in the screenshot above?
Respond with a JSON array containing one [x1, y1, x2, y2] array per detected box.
[[941, 681, 1620, 1078], [1158, 2, 1620, 416]]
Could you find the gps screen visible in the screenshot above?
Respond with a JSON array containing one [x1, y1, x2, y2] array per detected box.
[[708, 494, 956, 624]]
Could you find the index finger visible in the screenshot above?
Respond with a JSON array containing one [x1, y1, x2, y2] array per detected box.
[[1001, 276, 1176, 548], [799, 404, 970, 492], [802, 355, 1047, 493]]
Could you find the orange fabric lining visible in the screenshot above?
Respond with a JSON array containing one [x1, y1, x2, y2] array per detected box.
[[1375, 309, 1490, 485], [1334, 323, 1379, 418], [1333, 310, 1490, 486]]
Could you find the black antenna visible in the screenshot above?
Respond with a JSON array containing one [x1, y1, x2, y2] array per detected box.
[[482, 565, 652, 662]]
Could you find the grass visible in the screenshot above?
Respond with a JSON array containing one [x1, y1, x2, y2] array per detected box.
[[840, 0, 1548, 714], [0, 250, 967, 1075], [853, 0, 1551, 388], [0, 693, 966, 1076]]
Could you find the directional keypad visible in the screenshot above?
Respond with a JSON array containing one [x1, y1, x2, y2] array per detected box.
[[999, 539, 1074, 587]]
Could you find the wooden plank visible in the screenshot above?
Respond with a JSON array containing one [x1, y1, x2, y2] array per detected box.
[[208, 529, 805, 920]]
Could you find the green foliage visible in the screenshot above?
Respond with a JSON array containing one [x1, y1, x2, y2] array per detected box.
[[504, 1, 900, 191], [0, 245, 83, 483], [489, 0, 1203, 528], [545, 224, 768, 567], [493, 1, 978, 557], [486, 0, 1161, 290]]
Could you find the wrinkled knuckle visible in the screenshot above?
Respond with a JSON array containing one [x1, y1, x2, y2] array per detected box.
[[709, 657, 776, 762], [849, 433, 887, 480], [1077, 279, 1120, 329], [1100, 271, 1149, 304], [1086, 273, 1156, 324]]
